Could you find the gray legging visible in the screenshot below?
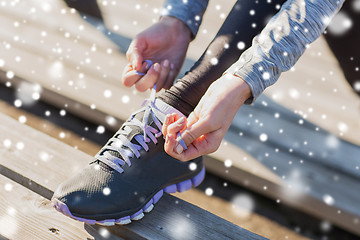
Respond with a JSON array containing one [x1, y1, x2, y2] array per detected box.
[[158, 0, 286, 116]]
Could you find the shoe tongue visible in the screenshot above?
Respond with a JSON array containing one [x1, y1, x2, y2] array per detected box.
[[94, 98, 183, 170], [104, 109, 155, 163]]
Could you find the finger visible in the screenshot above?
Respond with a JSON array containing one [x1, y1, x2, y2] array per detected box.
[[121, 63, 133, 78], [163, 63, 177, 90], [126, 38, 144, 70], [167, 116, 186, 136], [156, 59, 171, 92], [122, 62, 149, 87], [175, 118, 212, 154], [164, 133, 204, 161], [162, 113, 178, 136], [185, 111, 199, 128], [135, 60, 152, 75], [135, 63, 160, 92]]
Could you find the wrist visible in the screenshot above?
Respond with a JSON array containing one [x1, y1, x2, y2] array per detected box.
[[160, 16, 192, 42], [222, 74, 252, 104]]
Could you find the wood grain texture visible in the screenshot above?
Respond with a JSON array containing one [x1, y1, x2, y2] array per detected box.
[[0, 112, 265, 240], [0, 100, 308, 240], [0, 0, 359, 236], [0, 174, 122, 240]]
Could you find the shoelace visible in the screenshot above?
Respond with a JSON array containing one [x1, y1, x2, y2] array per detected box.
[[95, 87, 166, 173]]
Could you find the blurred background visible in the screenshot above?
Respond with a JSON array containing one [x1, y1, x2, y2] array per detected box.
[[0, 0, 359, 239]]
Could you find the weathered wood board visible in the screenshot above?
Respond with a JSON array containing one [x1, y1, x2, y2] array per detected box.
[[0, 0, 359, 236], [0, 112, 266, 240]]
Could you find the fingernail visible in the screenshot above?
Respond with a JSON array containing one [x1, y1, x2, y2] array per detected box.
[[177, 117, 185, 125], [164, 115, 170, 125], [144, 61, 149, 70], [175, 144, 184, 154], [154, 63, 160, 72], [170, 63, 175, 70], [163, 59, 169, 68]]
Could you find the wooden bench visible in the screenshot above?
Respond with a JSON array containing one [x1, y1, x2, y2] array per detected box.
[[0, 0, 359, 237], [0, 112, 266, 240]]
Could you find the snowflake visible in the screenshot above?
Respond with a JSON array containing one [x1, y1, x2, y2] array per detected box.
[[6, 71, 14, 79], [189, 162, 197, 171], [122, 95, 130, 104], [323, 194, 335, 206], [105, 116, 117, 126], [224, 159, 232, 168], [354, 0, 360, 12], [3, 139, 12, 148], [4, 183, 13, 192], [39, 151, 51, 162], [262, 72, 270, 80], [99, 228, 110, 238], [337, 122, 348, 133], [205, 187, 214, 196], [327, 12, 352, 36], [231, 193, 255, 218], [18, 115, 27, 124], [97, 125, 106, 134], [104, 89, 112, 98], [237, 41, 245, 50], [167, 215, 194, 240], [103, 187, 111, 196], [59, 109, 66, 117], [259, 133, 268, 142], [210, 57, 218, 65], [16, 141, 24, 150]]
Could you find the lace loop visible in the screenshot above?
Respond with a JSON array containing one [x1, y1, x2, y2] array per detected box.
[[95, 88, 165, 173]]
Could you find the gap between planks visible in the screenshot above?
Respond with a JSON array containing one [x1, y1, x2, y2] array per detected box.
[[0, 99, 307, 240], [0, 111, 266, 240]]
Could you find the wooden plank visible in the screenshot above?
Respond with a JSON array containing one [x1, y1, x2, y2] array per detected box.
[[1, 0, 359, 236], [206, 134, 360, 236], [0, 99, 308, 240], [2, 0, 359, 144], [100, 0, 360, 145], [0, 174, 124, 240], [233, 94, 360, 178], [264, 37, 360, 146], [0, 112, 266, 240], [98, 0, 237, 61]]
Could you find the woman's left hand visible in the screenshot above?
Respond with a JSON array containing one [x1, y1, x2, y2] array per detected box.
[[162, 74, 252, 161]]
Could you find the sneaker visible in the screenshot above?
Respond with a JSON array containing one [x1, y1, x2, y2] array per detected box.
[[51, 88, 205, 225]]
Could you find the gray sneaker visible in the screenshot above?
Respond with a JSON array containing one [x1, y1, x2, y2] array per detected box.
[[52, 90, 205, 225]]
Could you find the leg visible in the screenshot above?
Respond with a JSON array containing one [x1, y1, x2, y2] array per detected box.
[[158, 0, 286, 116], [324, 0, 360, 96], [63, 0, 103, 20], [52, 0, 287, 225]]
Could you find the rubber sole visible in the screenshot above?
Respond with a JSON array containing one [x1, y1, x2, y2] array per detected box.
[[52, 166, 205, 226]]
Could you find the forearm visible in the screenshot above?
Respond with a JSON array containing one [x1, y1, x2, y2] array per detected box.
[[225, 0, 345, 103], [161, 0, 209, 39]]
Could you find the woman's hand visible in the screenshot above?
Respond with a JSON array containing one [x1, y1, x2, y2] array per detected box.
[[122, 16, 192, 92], [162, 74, 252, 161]]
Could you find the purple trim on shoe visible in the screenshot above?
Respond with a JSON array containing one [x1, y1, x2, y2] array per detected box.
[[152, 189, 163, 204], [143, 199, 154, 210], [191, 166, 205, 187], [176, 179, 192, 192], [164, 184, 177, 193], [52, 166, 205, 225]]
